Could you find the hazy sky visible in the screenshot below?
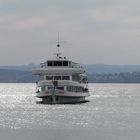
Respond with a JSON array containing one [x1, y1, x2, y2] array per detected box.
[[0, 0, 140, 65]]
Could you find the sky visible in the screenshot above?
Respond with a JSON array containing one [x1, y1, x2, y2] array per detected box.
[[0, 0, 140, 65]]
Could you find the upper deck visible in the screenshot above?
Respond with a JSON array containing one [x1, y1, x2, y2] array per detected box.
[[40, 59, 83, 69], [32, 38, 86, 75], [32, 59, 85, 75]]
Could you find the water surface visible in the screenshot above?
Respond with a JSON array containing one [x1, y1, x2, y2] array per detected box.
[[0, 83, 140, 140]]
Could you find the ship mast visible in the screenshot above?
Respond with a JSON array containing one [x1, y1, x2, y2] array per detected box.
[[56, 32, 62, 59], [57, 32, 60, 53]]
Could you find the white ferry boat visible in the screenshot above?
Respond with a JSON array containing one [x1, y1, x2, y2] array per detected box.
[[32, 41, 90, 104]]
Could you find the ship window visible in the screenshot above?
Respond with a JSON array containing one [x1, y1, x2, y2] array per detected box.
[[62, 76, 70, 80], [57, 61, 62, 66], [41, 86, 45, 91], [46, 76, 53, 80], [54, 76, 61, 80], [72, 75, 80, 81], [63, 61, 68, 66], [48, 87, 53, 90], [79, 87, 82, 92], [54, 61, 57, 66], [67, 86, 70, 91], [67, 86, 83, 92], [45, 87, 48, 91], [67, 86, 73, 92], [56, 87, 64, 90], [48, 61, 53, 66], [54, 61, 62, 66]]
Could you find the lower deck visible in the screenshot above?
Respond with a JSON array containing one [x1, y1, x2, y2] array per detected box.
[[35, 80, 89, 104]]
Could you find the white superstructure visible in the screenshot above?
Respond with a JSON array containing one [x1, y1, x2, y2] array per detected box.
[[32, 39, 89, 104]]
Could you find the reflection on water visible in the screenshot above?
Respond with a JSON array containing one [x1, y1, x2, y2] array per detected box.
[[0, 83, 140, 139]]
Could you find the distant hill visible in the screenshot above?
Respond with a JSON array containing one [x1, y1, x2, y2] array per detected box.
[[0, 64, 140, 73], [85, 64, 140, 74], [0, 69, 39, 83], [0, 64, 39, 71], [87, 72, 140, 83]]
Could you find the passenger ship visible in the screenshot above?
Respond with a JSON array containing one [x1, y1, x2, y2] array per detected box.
[[32, 42, 90, 104]]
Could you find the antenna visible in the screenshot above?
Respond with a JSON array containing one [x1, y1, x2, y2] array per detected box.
[[54, 32, 66, 59], [57, 32, 60, 54], [55, 32, 62, 59]]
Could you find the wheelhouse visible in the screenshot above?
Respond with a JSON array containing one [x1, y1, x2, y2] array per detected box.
[[47, 60, 69, 67], [46, 75, 70, 80], [40, 60, 83, 68]]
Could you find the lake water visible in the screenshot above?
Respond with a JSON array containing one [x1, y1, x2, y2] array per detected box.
[[0, 83, 140, 140]]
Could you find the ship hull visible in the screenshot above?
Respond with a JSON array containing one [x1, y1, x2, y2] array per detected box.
[[35, 76, 90, 104], [36, 90, 89, 104], [40, 96, 87, 104]]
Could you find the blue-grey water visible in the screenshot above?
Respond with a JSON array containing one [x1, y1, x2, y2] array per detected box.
[[0, 83, 140, 140]]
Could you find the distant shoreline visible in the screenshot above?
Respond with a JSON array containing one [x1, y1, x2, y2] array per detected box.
[[0, 64, 140, 83]]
